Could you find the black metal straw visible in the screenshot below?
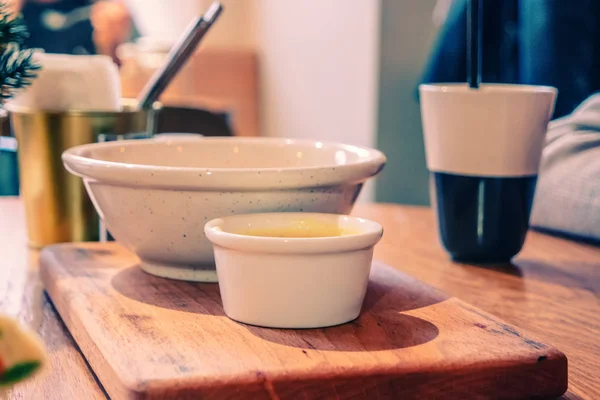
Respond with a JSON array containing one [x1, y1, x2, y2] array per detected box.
[[467, 0, 482, 88]]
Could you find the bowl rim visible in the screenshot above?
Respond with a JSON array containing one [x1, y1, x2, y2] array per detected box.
[[204, 212, 383, 254], [62, 137, 387, 190], [63, 136, 386, 172]]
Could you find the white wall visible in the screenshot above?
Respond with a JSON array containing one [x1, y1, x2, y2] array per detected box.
[[126, 0, 379, 149], [125, 0, 256, 49], [253, 0, 381, 200]]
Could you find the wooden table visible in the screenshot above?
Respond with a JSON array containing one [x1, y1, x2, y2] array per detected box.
[[1, 197, 598, 399]]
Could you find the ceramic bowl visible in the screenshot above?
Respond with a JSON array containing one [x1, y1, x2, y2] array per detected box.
[[62, 137, 386, 282], [204, 212, 383, 328]]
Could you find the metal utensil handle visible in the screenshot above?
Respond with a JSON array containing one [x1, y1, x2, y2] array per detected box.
[[137, 1, 223, 109]]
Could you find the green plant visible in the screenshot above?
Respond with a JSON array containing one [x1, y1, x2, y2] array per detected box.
[[0, 3, 40, 102]]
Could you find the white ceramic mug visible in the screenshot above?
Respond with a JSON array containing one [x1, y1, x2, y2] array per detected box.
[[419, 83, 557, 263]]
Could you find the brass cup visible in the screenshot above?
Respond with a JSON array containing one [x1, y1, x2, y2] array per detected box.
[[7, 99, 161, 248]]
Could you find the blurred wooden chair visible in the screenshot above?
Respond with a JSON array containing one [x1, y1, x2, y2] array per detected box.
[[120, 48, 259, 137]]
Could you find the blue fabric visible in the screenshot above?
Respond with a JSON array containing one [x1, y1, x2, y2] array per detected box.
[[420, 0, 600, 119], [22, 0, 96, 55]]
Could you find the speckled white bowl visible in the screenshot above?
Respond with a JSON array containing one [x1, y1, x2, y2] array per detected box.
[[62, 137, 386, 282]]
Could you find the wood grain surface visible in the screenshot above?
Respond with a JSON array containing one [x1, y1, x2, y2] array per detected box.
[[1, 198, 598, 399], [358, 204, 600, 400], [39, 242, 567, 400], [0, 198, 107, 399]]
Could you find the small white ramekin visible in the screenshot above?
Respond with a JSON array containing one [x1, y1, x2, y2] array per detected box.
[[204, 213, 383, 329]]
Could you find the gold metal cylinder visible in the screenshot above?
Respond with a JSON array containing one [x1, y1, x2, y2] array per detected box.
[[7, 99, 160, 248]]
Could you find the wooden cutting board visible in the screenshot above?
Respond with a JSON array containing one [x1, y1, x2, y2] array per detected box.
[[39, 243, 567, 400]]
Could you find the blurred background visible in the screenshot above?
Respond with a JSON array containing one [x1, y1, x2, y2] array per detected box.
[[3, 0, 445, 204]]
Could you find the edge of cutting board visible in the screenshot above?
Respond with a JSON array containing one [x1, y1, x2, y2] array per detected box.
[[40, 243, 568, 400]]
